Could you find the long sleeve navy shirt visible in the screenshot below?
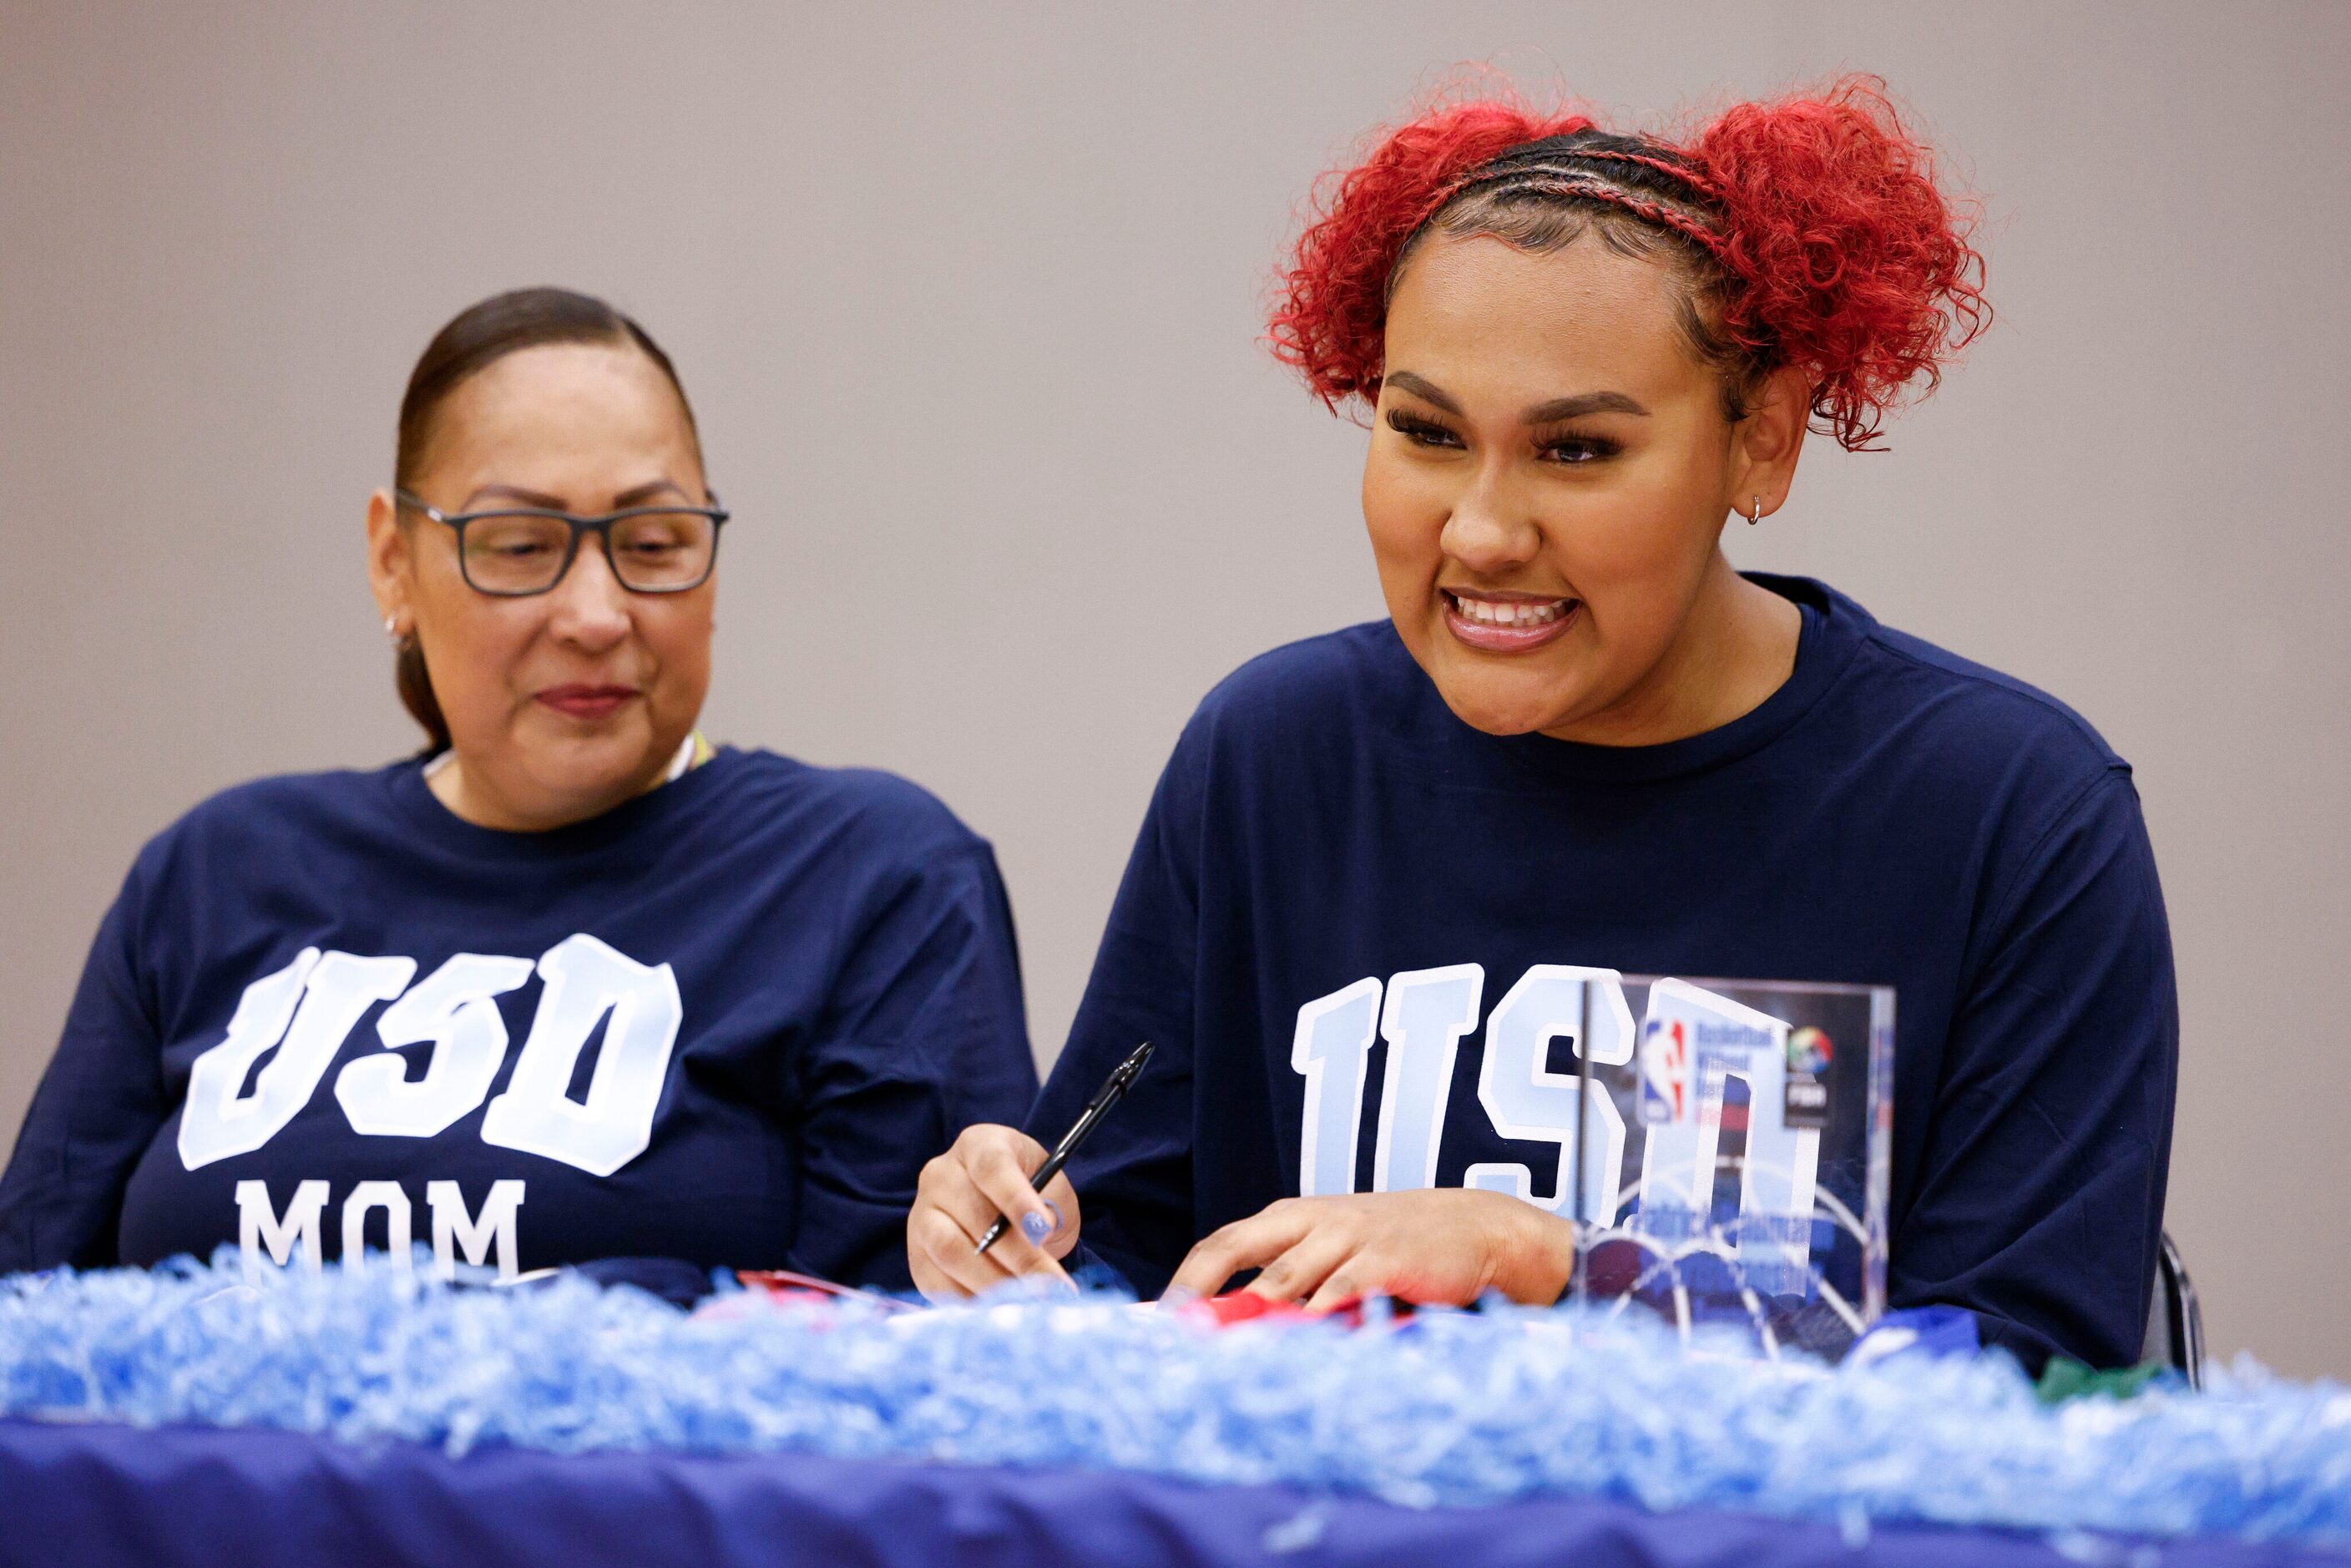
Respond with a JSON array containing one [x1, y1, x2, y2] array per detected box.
[[0, 747, 1036, 1289], [1030, 577, 2177, 1371]]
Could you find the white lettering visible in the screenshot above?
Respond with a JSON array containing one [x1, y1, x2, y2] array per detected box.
[[183, 951, 317, 1169], [339, 1180, 414, 1277], [427, 1180, 526, 1281], [181, 952, 415, 1170], [1371, 964, 1484, 1193], [480, 933, 684, 1176], [335, 953, 534, 1138], [1290, 978, 1383, 1196], [1633, 979, 1820, 1289], [235, 1178, 328, 1282], [1291, 964, 1833, 1298], [1463, 965, 1633, 1224]]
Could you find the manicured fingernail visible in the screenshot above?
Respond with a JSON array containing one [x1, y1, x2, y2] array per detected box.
[[1159, 1285, 1199, 1311], [1020, 1207, 1054, 1245]]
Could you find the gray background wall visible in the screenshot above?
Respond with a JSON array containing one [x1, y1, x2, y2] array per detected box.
[[3, 3, 2345, 1374]]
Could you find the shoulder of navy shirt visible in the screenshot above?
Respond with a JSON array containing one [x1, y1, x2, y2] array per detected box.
[[1033, 574, 2177, 1372], [0, 746, 1037, 1291]]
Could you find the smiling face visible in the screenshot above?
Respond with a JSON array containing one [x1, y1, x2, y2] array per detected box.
[[1363, 231, 1807, 746], [366, 340, 714, 831]]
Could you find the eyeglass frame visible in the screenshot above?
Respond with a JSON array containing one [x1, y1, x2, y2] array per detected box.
[[392, 487, 730, 597]]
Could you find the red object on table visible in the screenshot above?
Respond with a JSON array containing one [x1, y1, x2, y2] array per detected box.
[[1183, 1291, 1371, 1328], [733, 1269, 912, 1313]]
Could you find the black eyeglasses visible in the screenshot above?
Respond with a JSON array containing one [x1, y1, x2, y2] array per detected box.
[[393, 488, 729, 597]]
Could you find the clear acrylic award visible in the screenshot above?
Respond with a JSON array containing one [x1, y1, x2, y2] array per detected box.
[[1555, 973, 1893, 1359]]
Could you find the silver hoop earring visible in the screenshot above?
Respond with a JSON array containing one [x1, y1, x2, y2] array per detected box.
[[1747, 495, 1763, 526], [383, 616, 402, 644]]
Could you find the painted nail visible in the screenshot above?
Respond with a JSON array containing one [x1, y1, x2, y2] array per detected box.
[[1019, 1208, 1054, 1245]]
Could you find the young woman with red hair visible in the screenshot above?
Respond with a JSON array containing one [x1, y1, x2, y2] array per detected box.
[[912, 78, 2176, 1371]]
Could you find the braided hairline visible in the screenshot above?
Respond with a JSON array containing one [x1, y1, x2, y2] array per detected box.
[[1437, 170, 1726, 259], [1438, 138, 1729, 251], [1547, 144, 1726, 203]]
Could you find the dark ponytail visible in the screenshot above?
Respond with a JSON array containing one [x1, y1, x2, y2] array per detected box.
[[394, 637, 449, 756], [390, 286, 700, 753]]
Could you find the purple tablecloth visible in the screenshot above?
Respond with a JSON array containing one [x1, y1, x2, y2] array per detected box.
[[0, 1416, 2338, 1567]]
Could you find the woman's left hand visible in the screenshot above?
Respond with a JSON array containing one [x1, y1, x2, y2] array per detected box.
[[1162, 1189, 1577, 1312]]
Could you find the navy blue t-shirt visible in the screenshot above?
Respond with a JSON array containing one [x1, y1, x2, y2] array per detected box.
[[1032, 577, 2177, 1370], [0, 747, 1036, 1289]]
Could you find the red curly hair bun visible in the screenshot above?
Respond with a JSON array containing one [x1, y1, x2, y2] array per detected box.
[[1267, 76, 1988, 451]]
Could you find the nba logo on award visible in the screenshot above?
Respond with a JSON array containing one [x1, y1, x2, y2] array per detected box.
[[1638, 1016, 1690, 1125]]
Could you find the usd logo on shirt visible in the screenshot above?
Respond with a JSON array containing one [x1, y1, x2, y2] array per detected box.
[[1288, 965, 1825, 1298], [178, 933, 681, 1180]]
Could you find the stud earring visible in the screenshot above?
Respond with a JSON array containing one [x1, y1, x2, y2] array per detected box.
[[383, 615, 402, 644], [1747, 495, 1763, 525]]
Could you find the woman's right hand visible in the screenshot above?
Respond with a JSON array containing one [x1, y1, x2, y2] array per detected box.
[[908, 1123, 1080, 1301]]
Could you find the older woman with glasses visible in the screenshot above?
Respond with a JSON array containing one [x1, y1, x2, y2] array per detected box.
[[0, 287, 1036, 1294]]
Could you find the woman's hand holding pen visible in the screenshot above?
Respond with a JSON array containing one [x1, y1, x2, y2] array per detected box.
[[909, 1124, 1080, 1301], [911, 1146, 1579, 1308]]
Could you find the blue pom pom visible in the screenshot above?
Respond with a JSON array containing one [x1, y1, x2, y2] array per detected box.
[[3, 1251, 2348, 1546]]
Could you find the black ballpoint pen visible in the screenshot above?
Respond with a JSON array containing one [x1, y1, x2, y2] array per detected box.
[[975, 1040, 1155, 1257]]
